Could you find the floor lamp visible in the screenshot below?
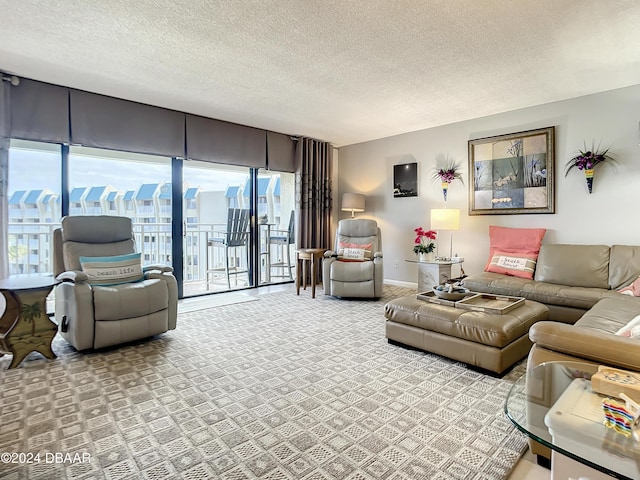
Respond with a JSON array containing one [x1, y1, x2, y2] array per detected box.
[[341, 193, 365, 218], [430, 208, 460, 261]]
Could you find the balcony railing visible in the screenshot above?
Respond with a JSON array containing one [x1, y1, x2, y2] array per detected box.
[[6, 221, 253, 292]]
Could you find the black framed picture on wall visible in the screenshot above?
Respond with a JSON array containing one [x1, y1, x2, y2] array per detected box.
[[393, 162, 418, 197]]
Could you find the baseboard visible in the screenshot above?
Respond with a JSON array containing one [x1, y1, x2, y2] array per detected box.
[[384, 279, 417, 289]]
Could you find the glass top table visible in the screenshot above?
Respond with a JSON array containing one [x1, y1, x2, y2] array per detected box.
[[505, 361, 640, 480]]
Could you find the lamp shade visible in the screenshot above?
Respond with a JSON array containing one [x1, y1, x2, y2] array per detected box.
[[341, 193, 365, 215], [430, 208, 460, 231]]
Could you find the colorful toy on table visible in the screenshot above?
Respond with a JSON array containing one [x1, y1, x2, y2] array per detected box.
[[602, 393, 640, 438]]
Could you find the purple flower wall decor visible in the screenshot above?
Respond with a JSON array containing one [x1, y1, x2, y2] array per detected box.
[[432, 158, 463, 201], [565, 142, 614, 193]]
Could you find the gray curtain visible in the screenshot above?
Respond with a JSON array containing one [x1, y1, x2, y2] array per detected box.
[[295, 138, 332, 249], [0, 80, 10, 279]]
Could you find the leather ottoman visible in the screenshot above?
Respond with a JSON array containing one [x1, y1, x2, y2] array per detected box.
[[384, 296, 548, 374]]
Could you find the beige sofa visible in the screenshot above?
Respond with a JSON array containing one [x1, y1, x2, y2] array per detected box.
[[464, 244, 640, 324], [464, 243, 640, 460]]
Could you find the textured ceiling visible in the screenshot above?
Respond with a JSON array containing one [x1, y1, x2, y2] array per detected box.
[[1, 0, 640, 146]]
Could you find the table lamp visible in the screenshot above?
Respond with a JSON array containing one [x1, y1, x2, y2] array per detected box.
[[341, 193, 365, 218], [430, 208, 460, 260]]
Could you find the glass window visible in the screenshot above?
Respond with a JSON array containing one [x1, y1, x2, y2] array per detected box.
[[7, 140, 62, 275], [69, 146, 172, 267]]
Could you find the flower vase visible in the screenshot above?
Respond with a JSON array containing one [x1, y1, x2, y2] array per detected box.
[[584, 169, 594, 193], [419, 252, 434, 262], [441, 182, 449, 201]]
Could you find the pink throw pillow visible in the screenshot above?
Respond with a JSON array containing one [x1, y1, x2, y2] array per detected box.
[[618, 276, 640, 297], [484, 226, 547, 271], [338, 242, 373, 259], [486, 250, 538, 279]]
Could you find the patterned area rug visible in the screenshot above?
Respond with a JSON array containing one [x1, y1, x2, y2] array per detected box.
[[0, 285, 527, 480]]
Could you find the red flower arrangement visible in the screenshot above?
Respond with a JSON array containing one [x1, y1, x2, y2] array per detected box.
[[413, 227, 437, 254]]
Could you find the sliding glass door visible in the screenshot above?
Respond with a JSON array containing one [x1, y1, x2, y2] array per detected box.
[[256, 170, 296, 285], [182, 161, 254, 296]]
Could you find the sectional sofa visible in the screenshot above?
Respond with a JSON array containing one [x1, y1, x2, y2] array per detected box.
[[463, 243, 640, 367], [463, 242, 640, 460]]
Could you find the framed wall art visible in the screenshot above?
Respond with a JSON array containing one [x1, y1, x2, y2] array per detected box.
[[393, 162, 418, 197], [468, 126, 555, 215]]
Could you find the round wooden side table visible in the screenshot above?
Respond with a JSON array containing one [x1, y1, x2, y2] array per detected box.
[[0, 276, 58, 369], [295, 249, 326, 298]]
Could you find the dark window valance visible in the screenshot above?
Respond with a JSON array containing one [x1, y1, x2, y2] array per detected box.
[[9, 79, 70, 144], [2, 76, 300, 168], [266, 131, 296, 172], [186, 114, 266, 168], [70, 90, 185, 157]]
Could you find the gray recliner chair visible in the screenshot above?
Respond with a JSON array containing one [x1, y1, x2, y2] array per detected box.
[[53, 215, 178, 350], [323, 219, 383, 298]]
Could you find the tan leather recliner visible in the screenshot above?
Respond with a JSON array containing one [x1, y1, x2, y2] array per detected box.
[[323, 219, 383, 298], [53, 215, 178, 350]]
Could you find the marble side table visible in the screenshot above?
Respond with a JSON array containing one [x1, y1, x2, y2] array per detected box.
[[405, 258, 464, 291]]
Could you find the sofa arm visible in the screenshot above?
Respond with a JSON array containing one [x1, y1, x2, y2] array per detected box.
[[56, 270, 88, 283], [530, 321, 640, 371], [373, 256, 384, 297], [54, 281, 95, 350], [144, 264, 174, 274], [145, 272, 178, 330], [322, 255, 336, 295]]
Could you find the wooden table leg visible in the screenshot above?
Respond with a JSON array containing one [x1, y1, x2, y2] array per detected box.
[[295, 253, 301, 295], [302, 257, 308, 290], [294, 249, 326, 299], [311, 255, 316, 298]]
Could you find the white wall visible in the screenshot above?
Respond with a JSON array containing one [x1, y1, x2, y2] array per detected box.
[[337, 84, 640, 284]]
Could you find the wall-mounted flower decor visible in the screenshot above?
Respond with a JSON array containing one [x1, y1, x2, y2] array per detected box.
[[432, 158, 463, 201], [564, 142, 615, 193]]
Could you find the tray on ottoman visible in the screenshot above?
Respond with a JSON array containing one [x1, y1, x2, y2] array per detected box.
[[416, 290, 475, 307], [455, 293, 524, 314]]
